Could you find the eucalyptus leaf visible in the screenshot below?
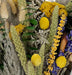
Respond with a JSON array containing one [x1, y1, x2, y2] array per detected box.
[[26, 13, 33, 16], [28, 47, 38, 50], [26, 2, 32, 4], [27, 55, 32, 58], [23, 32, 35, 36], [0, 23, 3, 27], [0, 29, 5, 31], [26, 26, 35, 30], [24, 8, 36, 10], [22, 38, 36, 41], [29, 19, 38, 25], [0, 64, 4, 71]]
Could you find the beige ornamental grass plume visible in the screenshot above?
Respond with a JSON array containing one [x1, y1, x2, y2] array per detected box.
[[18, 0, 29, 26], [36, 43, 45, 75], [7, 0, 17, 14], [10, 25, 27, 74], [1, 1, 9, 19], [18, 0, 26, 22], [27, 61, 36, 75], [46, 5, 59, 53], [10, 25, 46, 75]]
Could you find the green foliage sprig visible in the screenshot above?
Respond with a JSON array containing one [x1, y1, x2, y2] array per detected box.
[[10, 25, 45, 74]]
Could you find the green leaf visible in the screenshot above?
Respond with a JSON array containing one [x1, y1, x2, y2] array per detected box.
[[29, 47, 38, 50], [24, 8, 36, 10], [27, 55, 32, 58], [26, 2, 32, 4], [0, 29, 5, 31], [22, 38, 36, 41], [23, 32, 35, 36], [26, 26, 35, 30], [26, 13, 33, 16], [0, 64, 4, 71], [29, 19, 38, 25], [0, 23, 3, 27]]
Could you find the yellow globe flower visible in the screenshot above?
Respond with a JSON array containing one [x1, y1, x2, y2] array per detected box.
[[56, 56, 66, 68], [59, 9, 68, 16], [31, 54, 41, 66], [39, 17, 49, 30]]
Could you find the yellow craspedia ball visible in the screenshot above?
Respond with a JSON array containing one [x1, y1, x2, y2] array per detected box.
[[31, 54, 41, 66], [39, 17, 49, 30], [56, 56, 66, 68], [59, 9, 68, 16]]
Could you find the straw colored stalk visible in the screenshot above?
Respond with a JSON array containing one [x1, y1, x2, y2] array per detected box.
[[1, 1, 9, 19], [7, 0, 17, 14]]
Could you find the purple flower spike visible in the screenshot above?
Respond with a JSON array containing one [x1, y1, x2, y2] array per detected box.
[[69, 48, 72, 52], [65, 49, 68, 52], [66, 35, 68, 40], [70, 30, 72, 36]]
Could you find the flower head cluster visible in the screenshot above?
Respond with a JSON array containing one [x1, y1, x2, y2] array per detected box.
[[39, 1, 67, 17], [9, 24, 26, 39], [15, 24, 26, 35], [44, 14, 66, 75]]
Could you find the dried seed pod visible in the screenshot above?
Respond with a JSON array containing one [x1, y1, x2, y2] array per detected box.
[[60, 33, 68, 52], [1, 2, 9, 19], [7, 0, 17, 14]]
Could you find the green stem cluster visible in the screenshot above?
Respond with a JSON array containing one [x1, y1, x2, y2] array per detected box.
[[10, 25, 45, 75]]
